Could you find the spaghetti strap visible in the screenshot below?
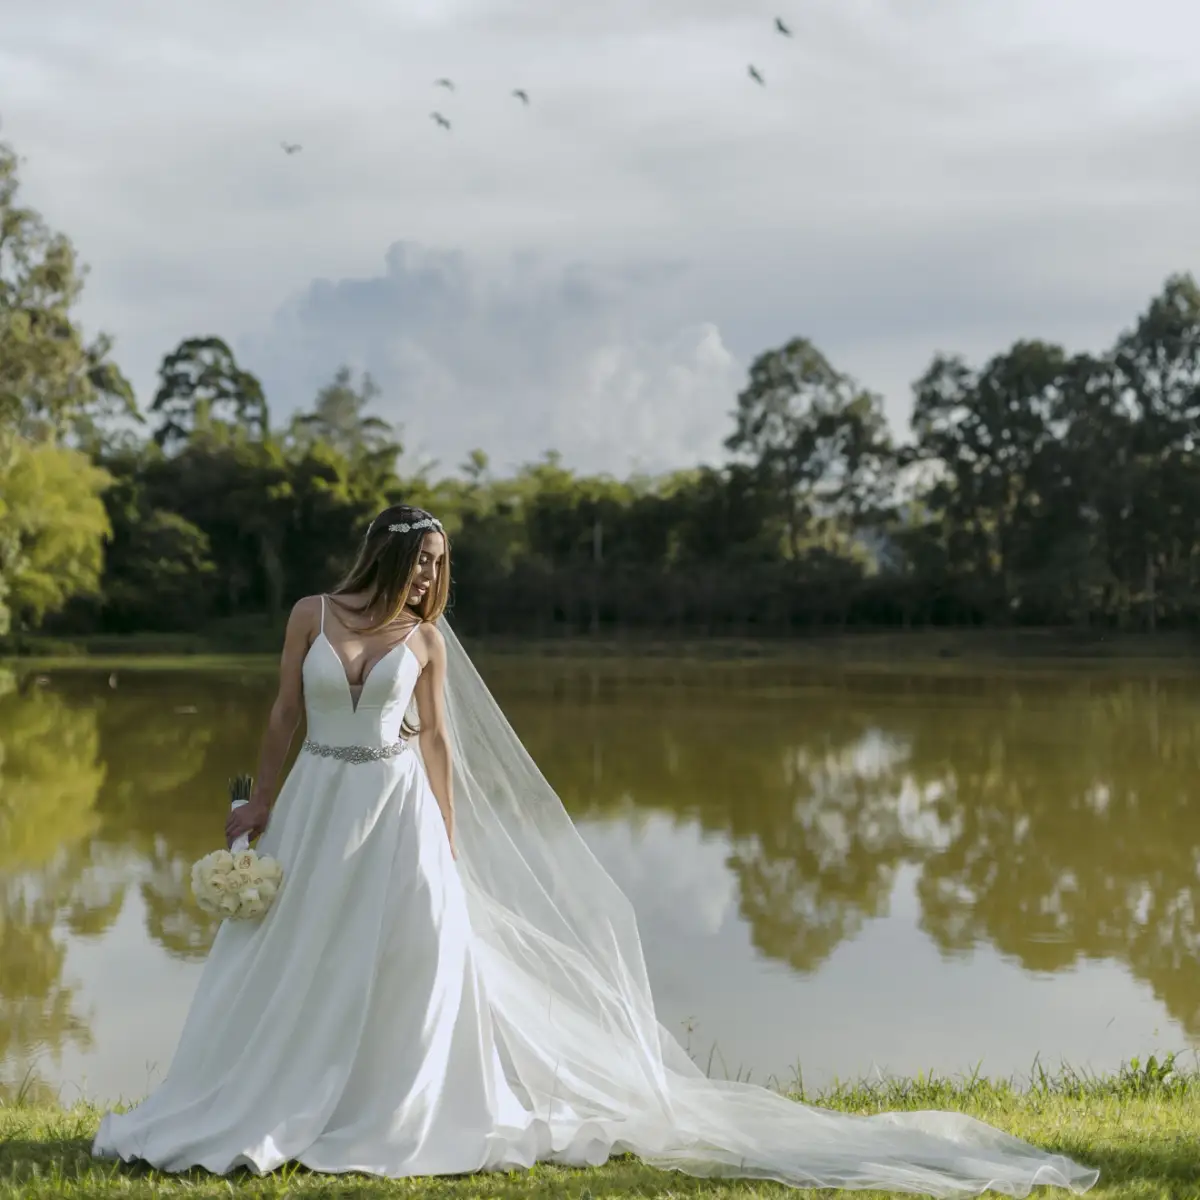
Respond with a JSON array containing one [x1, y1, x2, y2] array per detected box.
[[400, 620, 422, 645], [319, 594, 326, 635]]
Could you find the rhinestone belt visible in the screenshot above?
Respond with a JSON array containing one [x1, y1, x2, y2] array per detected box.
[[301, 738, 410, 764]]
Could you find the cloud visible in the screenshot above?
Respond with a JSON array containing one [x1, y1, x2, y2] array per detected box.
[[245, 244, 741, 474], [3, 0, 1200, 472]]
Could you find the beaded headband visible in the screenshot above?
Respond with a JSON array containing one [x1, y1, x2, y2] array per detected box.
[[386, 515, 442, 535]]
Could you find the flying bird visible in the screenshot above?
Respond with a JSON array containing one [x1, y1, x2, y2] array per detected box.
[[431, 111, 451, 130], [512, 88, 529, 105], [748, 64, 765, 85], [434, 78, 454, 91], [775, 16, 792, 35], [280, 141, 302, 154]]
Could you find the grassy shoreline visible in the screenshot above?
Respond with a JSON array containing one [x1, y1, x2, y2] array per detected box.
[[7, 626, 1200, 672], [2, 1063, 1195, 1198]]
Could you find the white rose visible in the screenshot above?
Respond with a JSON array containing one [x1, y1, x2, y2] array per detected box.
[[204, 872, 231, 895], [192, 861, 228, 911], [234, 851, 256, 874], [216, 892, 240, 917], [226, 869, 252, 893], [256, 879, 278, 904], [239, 894, 267, 920], [209, 850, 235, 873], [258, 856, 283, 885]]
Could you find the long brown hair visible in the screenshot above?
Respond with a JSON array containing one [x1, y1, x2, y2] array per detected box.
[[329, 503, 451, 633]]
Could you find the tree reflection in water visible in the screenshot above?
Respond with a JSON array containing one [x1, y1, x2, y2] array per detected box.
[[0, 669, 104, 1101], [0, 663, 270, 1098], [503, 660, 1200, 1041]]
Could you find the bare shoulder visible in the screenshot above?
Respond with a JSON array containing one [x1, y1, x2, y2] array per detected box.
[[275, 595, 322, 680], [290, 594, 324, 625], [414, 620, 445, 668], [286, 595, 324, 641]]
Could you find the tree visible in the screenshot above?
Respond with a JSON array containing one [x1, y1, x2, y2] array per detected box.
[[725, 338, 894, 559], [0, 438, 111, 634], [99, 455, 218, 631], [1104, 274, 1200, 629], [137, 434, 294, 615], [661, 465, 778, 566], [461, 449, 490, 482], [287, 366, 400, 468], [910, 340, 1067, 619], [0, 137, 135, 440], [149, 337, 268, 450]]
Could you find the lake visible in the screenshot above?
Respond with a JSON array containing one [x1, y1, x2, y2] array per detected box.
[[1, 652, 1197, 1107]]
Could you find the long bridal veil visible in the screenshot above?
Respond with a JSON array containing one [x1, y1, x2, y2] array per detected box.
[[424, 619, 1098, 1197]]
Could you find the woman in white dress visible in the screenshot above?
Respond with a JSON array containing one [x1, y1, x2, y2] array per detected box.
[[93, 505, 1099, 1196]]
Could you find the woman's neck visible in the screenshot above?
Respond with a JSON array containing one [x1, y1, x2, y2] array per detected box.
[[332, 591, 421, 626]]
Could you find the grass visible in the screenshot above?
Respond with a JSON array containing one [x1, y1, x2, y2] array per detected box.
[[1, 1059, 1196, 1198], [10, 628, 1200, 681]]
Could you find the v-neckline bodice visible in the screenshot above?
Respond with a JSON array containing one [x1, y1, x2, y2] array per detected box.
[[318, 631, 416, 714], [317, 595, 421, 715]]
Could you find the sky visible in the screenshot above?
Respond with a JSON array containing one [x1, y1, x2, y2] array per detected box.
[[3, 0, 1199, 476]]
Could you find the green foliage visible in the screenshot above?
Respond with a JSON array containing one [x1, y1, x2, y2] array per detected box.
[[285, 365, 399, 469], [13, 268, 1200, 640], [21, 268, 1200, 641], [726, 337, 894, 558], [0, 135, 131, 638], [6, 124, 1200, 639], [100, 475, 217, 631], [0, 139, 134, 440], [0, 436, 111, 634], [149, 337, 268, 450]]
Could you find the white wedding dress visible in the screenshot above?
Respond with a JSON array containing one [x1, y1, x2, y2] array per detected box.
[[93, 608, 1099, 1195]]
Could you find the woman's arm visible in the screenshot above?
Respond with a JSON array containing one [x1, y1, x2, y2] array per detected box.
[[413, 624, 455, 857], [226, 596, 317, 846]]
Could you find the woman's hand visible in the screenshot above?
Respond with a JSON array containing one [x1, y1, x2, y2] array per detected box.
[[226, 799, 271, 847]]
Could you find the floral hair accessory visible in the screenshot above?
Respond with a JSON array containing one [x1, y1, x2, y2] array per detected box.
[[387, 516, 442, 534]]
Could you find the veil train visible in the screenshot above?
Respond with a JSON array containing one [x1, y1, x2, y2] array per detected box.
[[426, 619, 1098, 1197]]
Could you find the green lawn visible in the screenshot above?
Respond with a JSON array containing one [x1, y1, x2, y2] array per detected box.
[[1, 1062, 1194, 1198], [8, 625, 1200, 671]]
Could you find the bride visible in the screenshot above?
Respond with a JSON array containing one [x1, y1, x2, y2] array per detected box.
[[93, 504, 1099, 1196]]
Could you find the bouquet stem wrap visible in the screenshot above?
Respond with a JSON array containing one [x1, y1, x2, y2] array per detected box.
[[229, 773, 253, 855]]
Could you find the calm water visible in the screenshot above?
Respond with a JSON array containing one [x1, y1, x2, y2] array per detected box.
[[1, 654, 1198, 1106]]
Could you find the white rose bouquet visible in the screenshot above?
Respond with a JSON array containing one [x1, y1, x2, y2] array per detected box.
[[191, 774, 284, 920]]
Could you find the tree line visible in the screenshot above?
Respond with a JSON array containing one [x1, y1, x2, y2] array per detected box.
[[4, 130, 1200, 642]]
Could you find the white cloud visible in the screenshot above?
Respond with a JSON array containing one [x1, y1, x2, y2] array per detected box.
[[2, 0, 1199, 471], [245, 244, 740, 472]]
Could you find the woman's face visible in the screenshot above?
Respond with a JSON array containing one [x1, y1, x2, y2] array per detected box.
[[408, 530, 446, 608]]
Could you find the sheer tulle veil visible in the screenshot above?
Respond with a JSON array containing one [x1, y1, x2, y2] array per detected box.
[[417, 617, 1098, 1197]]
